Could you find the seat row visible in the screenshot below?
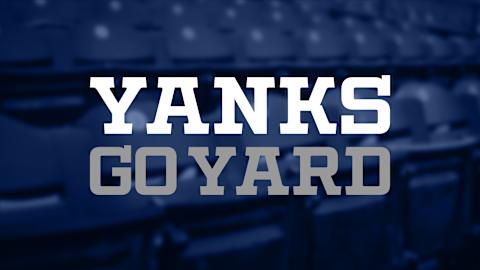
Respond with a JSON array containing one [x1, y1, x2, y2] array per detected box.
[[2, 0, 478, 35], [0, 20, 477, 73], [3, 78, 480, 269]]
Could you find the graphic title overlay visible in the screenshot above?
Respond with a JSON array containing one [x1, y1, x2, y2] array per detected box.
[[89, 76, 391, 197]]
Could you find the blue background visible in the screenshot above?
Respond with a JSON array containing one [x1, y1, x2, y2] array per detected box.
[[2, 0, 480, 269]]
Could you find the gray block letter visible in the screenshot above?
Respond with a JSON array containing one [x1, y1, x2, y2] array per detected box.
[[237, 147, 289, 195], [90, 145, 132, 195], [293, 147, 340, 195], [135, 147, 177, 195], [189, 147, 236, 195], [345, 147, 390, 195]]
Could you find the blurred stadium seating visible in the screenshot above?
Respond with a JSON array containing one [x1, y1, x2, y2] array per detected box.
[[2, 0, 480, 269]]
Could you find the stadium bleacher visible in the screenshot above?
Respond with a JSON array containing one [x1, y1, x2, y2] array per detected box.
[[2, 0, 480, 269]]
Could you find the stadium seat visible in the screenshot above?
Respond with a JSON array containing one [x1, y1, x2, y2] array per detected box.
[[166, 25, 233, 64], [449, 36, 477, 63], [0, 114, 156, 269], [0, 115, 65, 225], [209, 1, 265, 32], [0, 28, 52, 68], [264, 1, 306, 34], [161, 2, 210, 29], [10, 0, 81, 30], [2, 233, 149, 270], [311, 195, 391, 270], [395, 82, 475, 264], [0, 28, 86, 125], [87, 0, 154, 29], [454, 77, 480, 234], [343, 19, 392, 64], [239, 26, 295, 63], [382, 28, 428, 65], [300, 22, 351, 65], [422, 33, 455, 64], [344, 0, 382, 17], [454, 77, 480, 104], [72, 22, 154, 66], [352, 27, 391, 63]]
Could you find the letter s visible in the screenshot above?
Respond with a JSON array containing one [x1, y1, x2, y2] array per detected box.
[[341, 75, 391, 134]]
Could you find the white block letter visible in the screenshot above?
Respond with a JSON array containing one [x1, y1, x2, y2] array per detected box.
[[280, 77, 337, 134], [147, 77, 209, 134], [341, 75, 391, 134], [91, 77, 146, 134], [214, 77, 273, 134]]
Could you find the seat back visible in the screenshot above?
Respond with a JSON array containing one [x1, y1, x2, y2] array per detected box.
[[395, 81, 474, 258]]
